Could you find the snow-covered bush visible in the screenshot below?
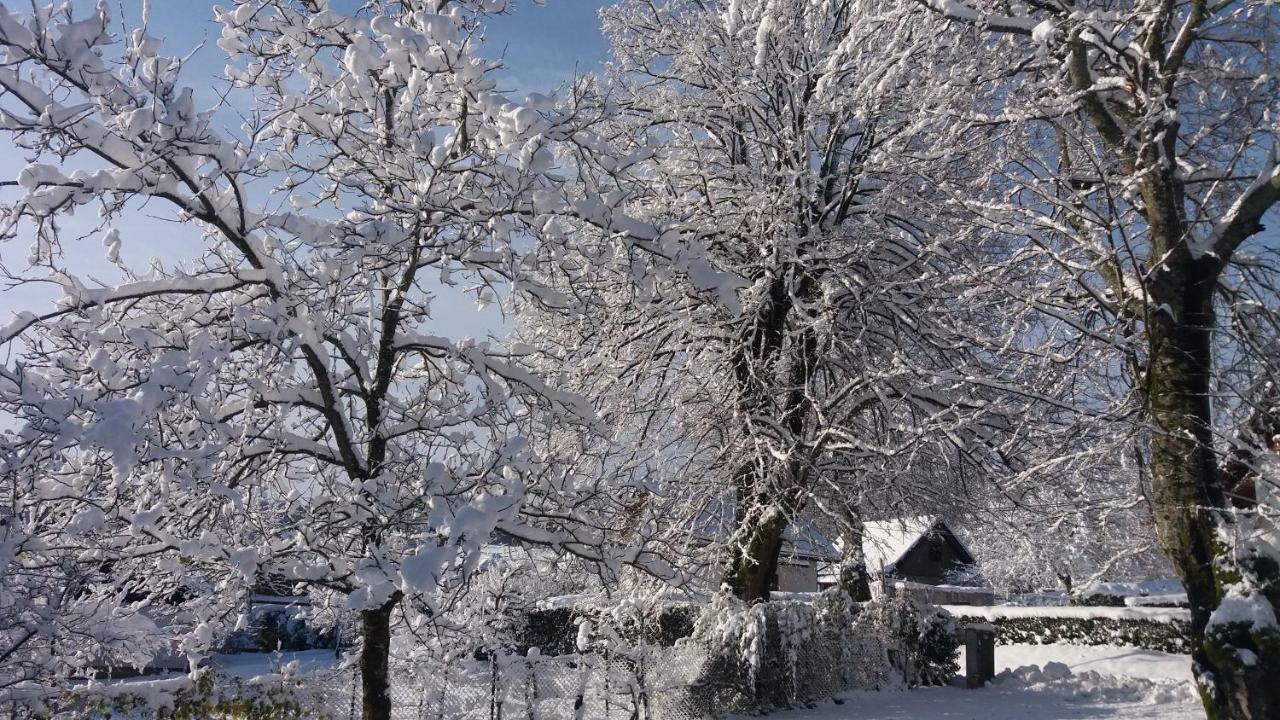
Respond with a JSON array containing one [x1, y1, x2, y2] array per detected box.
[[855, 596, 959, 688], [681, 589, 957, 710], [948, 609, 1191, 654]]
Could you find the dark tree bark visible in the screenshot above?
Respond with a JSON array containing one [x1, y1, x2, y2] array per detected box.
[[723, 501, 790, 603], [838, 507, 874, 602], [359, 593, 402, 720]]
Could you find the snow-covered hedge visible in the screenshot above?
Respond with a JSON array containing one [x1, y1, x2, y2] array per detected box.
[[944, 605, 1191, 653]]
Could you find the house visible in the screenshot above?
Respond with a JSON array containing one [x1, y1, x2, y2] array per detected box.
[[818, 517, 994, 605], [771, 520, 840, 592]]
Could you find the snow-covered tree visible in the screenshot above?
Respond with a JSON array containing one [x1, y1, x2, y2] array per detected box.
[[905, 0, 1280, 714], [0, 412, 176, 704], [519, 0, 1067, 603], [0, 2, 620, 718]]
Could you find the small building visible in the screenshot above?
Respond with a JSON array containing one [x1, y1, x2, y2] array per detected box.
[[819, 517, 994, 605], [772, 521, 840, 592]]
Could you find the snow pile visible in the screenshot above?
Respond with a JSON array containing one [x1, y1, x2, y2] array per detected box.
[[991, 661, 1195, 705]]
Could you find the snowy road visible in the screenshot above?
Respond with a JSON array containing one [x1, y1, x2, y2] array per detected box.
[[973, 642, 1193, 682], [734, 643, 1202, 720], [746, 685, 1202, 720]]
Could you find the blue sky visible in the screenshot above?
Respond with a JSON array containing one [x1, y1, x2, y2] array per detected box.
[[0, 0, 611, 340]]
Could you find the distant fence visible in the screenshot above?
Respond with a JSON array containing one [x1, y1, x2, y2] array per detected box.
[[881, 580, 996, 606]]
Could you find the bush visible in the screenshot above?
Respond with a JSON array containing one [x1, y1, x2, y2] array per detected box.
[[519, 591, 961, 712], [856, 596, 959, 688], [518, 604, 699, 655], [948, 611, 1190, 653], [224, 606, 337, 653], [52, 669, 341, 720]]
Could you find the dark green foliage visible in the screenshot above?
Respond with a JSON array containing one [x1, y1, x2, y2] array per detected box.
[[518, 604, 700, 655], [917, 606, 961, 686], [47, 670, 334, 720], [950, 612, 1190, 653]]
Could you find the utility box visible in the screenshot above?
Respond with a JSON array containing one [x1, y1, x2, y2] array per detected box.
[[964, 623, 996, 689]]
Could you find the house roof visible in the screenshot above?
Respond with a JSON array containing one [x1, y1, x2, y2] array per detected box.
[[781, 519, 840, 562], [827, 516, 975, 574], [862, 516, 941, 572]]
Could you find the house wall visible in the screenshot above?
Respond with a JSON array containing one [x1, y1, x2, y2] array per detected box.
[[890, 531, 972, 584], [776, 561, 819, 592]]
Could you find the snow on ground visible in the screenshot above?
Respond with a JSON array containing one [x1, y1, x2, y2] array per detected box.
[[745, 683, 1202, 720], [199, 644, 1201, 720], [978, 643, 1193, 683], [211, 648, 343, 678], [738, 643, 1202, 720]]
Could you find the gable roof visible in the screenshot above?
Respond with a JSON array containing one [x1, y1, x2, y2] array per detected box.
[[782, 518, 840, 562], [851, 516, 975, 573]]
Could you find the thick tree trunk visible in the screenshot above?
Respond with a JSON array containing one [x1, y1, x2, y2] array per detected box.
[[1145, 261, 1279, 720], [838, 506, 873, 601], [360, 594, 401, 720], [723, 504, 788, 603]]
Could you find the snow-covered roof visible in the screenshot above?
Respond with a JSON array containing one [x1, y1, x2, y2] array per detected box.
[[860, 516, 942, 572], [783, 519, 839, 561], [823, 516, 974, 576]]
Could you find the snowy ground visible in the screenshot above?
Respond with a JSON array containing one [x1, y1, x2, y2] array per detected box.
[[202, 644, 1203, 720], [979, 643, 1192, 683], [732, 643, 1202, 720], [211, 648, 344, 678]]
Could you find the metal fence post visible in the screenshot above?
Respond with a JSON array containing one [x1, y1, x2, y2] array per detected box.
[[348, 667, 359, 720], [603, 648, 610, 720], [490, 653, 502, 720], [525, 656, 536, 720]]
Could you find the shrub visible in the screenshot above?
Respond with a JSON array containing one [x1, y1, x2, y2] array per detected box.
[[856, 596, 959, 688], [53, 669, 340, 720], [948, 611, 1190, 653]]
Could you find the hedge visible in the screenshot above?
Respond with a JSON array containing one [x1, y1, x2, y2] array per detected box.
[[518, 603, 700, 655], [947, 608, 1191, 654]]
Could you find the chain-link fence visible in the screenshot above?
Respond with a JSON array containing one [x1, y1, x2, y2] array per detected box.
[[4, 597, 950, 719], [305, 621, 899, 720]]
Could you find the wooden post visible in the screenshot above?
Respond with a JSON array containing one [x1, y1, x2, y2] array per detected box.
[[964, 623, 995, 689]]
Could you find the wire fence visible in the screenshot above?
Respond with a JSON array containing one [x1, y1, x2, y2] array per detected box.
[[4, 599, 932, 719], [301, 624, 898, 720]]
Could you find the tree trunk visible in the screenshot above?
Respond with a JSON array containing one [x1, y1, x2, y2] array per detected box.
[[1145, 260, 1279, 720], [838, 506, 873, 601], [723, 505, 788, 603], [360, 594, 401, 720]]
